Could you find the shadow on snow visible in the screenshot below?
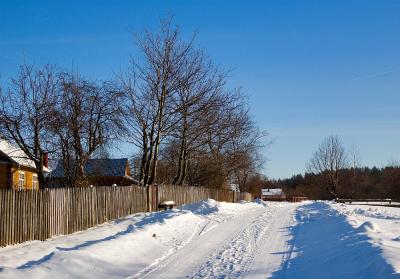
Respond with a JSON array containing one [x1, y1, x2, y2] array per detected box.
[[270, 202, 399, 279], [14, 209, 184, 270]]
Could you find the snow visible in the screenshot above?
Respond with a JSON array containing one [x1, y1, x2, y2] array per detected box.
[[0, 139, 50, 172], [332, 202, 400, 275], [261, 188, 283, 196], [273, 202, 400, 278], [0, 200, 399, 278], [159, 201, 175, 206], [344, 201, 400, 206]]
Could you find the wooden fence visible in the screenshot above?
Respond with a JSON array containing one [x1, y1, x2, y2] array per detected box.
[[155, 185, 252, 208], [0, 185, 252, 247], [336, 198, 400, 208], [336, 198, 394, 204]]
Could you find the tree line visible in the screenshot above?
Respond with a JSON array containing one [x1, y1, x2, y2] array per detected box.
[[272, 135, 400, 200], [0, 19, 266, 189]]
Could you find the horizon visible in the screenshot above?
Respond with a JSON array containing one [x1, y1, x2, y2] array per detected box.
[[1, 0, 399, 179]]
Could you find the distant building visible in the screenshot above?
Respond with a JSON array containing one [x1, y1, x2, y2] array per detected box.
[[0, 139, 50, 190], [261, 188, 286, 201], [48, 158, 137, 187]]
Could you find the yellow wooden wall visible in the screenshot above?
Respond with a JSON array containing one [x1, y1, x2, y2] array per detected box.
[[11, 166, 37, 189], [0, 164, 38, 189]]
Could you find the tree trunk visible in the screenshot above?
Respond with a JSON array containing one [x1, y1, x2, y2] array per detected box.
[[143, 125, 156, 186], [35, 156, 46, 190], [173, 107, 188, 185], [139, 129, 148, 184], [148, 133, 161, 185], [178, 149, 188, 185], [75, 160, 87, 187], [173, 137, 186, 185], [148, 85, 167, 185]]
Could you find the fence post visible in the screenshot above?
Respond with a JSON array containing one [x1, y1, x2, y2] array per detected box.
[[146, 185, 151, 212], [1, 186, 255, 247], [154, 184, 158, 211]]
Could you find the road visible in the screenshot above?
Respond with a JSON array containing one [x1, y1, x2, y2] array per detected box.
[[2, 201, 398, 278], [130, 203, 299, 279]]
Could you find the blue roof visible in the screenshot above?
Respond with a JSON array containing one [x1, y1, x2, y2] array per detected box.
[[51, 158, 129, 178]]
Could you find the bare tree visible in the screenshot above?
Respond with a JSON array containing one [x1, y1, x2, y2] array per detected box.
[[349, 144, 362, 197], [92, 145, 111, 159], [228, 120, 267, 191], [0, 64, 58, 188], [52, 72, 123, 186], [170, 88, 266, 189], [211, 89, 267, 188], [120, 18, 267, 188], [170, 61, 227, 185], [121, 18, 205, 186], [307, 135, 349, 198], [119, 68, 153, 183]]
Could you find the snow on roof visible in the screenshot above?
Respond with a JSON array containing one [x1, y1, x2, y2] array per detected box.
[[261, 188, 283, 196], [0, 139, 49, 172]]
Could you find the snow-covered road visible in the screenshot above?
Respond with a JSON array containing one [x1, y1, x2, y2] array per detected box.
[[133, 203, 298, 279], [0, 200, 399, 278]]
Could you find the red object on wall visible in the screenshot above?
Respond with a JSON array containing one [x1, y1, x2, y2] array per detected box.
[[43, 153, 49, 168]]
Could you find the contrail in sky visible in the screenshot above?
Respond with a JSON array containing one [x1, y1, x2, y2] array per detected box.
[[352, 68, 399, 81]]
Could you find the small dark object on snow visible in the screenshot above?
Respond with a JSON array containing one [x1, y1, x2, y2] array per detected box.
[[152, 233, 156, 238], [158, 201, 175, 210]]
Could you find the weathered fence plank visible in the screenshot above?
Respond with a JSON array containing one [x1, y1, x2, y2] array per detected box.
[[0, 185, 252, 247], [0, 186, 148, 247], [156, 185, 252, 207]]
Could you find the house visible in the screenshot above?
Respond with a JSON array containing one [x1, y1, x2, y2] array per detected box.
[[0, 139, 49, 190], [48, 158, 137, 187], [261, 188, 286, 201]]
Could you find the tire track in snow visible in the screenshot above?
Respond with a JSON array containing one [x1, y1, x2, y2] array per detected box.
[[243, 203, 301, 279], [128, 219, 209, 279], [277, 213, 302, 279], [133, 207, 265, 279], [188, 210, 273, 279]]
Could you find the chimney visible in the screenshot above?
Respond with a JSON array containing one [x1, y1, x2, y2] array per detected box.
[[43, 153, 49, 168]]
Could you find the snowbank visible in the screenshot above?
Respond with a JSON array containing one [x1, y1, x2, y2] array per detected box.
[[271, 202, 399, 278], [332, 202, 400, 274], [2, 200, 398, 278], [0, 199, 263, 279], [180, 199, 222, 214]]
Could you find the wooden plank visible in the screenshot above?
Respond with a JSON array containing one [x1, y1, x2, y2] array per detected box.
[[0, 186, 253, 247]]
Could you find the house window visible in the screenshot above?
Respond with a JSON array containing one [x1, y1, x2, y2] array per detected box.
[[32, 174, 38, 189], [18, 171, 25, 190]]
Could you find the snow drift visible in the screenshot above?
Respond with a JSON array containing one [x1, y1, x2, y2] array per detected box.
[[0, 199, 399, 278]]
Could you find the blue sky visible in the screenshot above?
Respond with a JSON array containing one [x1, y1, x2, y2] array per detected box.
[[1, 1, 399, 178]]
